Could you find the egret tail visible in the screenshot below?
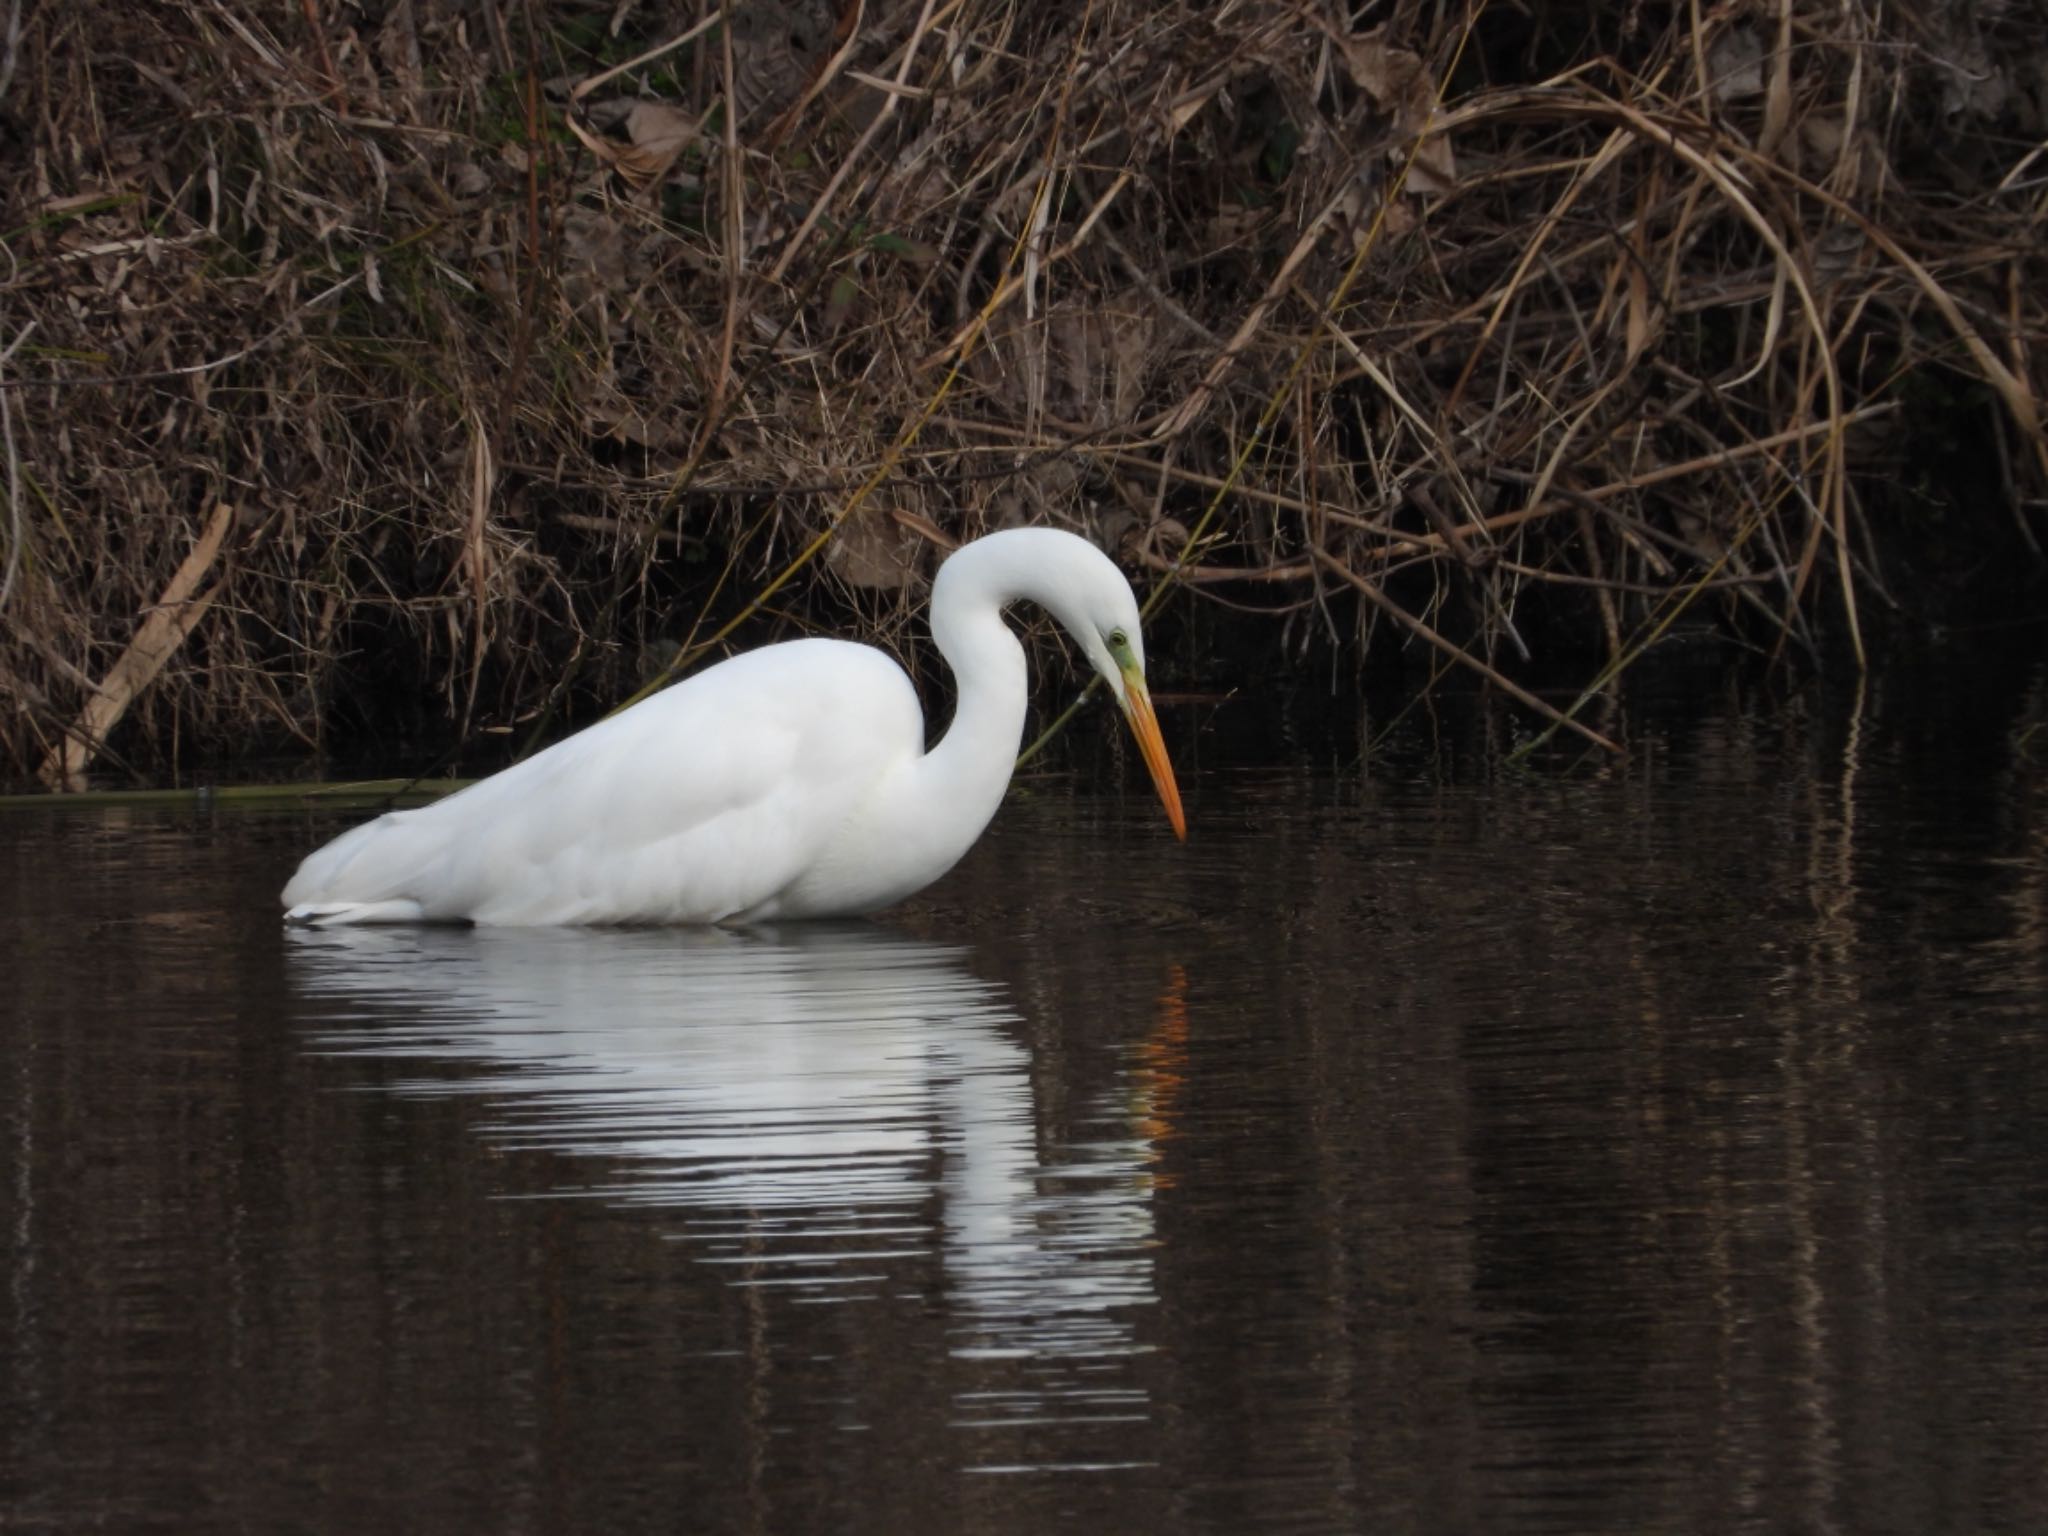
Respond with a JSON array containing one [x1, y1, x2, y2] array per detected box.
[[285, 898, 430, 927]]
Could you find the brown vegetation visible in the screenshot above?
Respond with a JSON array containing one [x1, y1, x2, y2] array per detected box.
[[0, 0, 2043, 784]]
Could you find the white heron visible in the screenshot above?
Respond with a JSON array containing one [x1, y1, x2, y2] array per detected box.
[[282, 527, 1185, 925]]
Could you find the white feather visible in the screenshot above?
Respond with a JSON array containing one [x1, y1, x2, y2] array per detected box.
[[281, 528, 1183, 925]]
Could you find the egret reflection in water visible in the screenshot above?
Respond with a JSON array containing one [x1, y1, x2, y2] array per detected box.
[[286, 924, 1174, 1379]]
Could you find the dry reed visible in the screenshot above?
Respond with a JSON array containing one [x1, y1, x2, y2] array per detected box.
[[0, 0, 2042, 782]]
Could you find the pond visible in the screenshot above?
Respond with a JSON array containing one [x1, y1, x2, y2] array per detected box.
[[3, 668, 2046, 1533]]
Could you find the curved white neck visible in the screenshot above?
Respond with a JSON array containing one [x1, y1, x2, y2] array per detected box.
[[915, 539, 1034, 852]]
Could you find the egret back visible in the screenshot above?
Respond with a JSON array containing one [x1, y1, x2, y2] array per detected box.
[[282, 638, 927, 924]]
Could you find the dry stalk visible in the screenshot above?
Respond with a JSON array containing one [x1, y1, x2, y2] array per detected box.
[[0, 0, 2041, 783]]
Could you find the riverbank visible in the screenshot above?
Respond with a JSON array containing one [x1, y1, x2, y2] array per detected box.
[[2, 1, 2042, 785]]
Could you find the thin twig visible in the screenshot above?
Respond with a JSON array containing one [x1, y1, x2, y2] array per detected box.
[[1310, 543, 1621, 754]]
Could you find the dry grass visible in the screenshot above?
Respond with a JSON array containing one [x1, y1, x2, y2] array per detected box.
[[0, 0, 2043, 781]]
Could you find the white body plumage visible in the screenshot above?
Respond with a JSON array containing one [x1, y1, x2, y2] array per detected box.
[[281, 528, 1184, 926]]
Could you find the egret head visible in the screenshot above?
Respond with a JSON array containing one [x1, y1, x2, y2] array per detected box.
[[1028, 534, 1187, 843], [1098, 616, 1185, 843], [934, 526, 1187, 841]]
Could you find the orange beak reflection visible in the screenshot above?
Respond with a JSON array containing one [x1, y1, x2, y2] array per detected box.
[[1120, 672, 1186, 841]]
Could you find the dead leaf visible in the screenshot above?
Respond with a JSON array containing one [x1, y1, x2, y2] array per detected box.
[[585, 378, 688, 450], [557, 205, 629, 308], [621, 102, 697, 181], [821, 271, 861, 334], [1625, 259, 1651, 362], [729, 0, 838, 117], [1802, 113, 1891, 195], [448, 158, 491, 198], [566, 101, 698, 192], [1405, 132, 1457, 197], [827, 505, 921, 590], [980, 301, 1159, 429], [1339, 34, 1431, 133], [1340, 30, 1455, 198], [1706, 27, 1766, 102]]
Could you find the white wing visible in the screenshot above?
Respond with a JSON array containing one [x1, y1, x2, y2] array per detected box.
[[282, 638, 926, 924]]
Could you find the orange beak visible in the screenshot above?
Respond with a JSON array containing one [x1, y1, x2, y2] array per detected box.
[[1120, 672, 1186, 840]]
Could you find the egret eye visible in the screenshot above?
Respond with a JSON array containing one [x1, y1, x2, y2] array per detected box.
[[1107, 628, 1128, 651]]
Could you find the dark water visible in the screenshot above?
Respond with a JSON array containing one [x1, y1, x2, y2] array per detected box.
[[4, 681, 2047, 1533]]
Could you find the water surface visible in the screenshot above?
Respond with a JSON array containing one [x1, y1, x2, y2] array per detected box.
[[3, 682, 2046, 1532]]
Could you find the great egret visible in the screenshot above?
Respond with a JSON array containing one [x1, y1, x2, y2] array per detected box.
[[282, 527, 1185, 925]]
